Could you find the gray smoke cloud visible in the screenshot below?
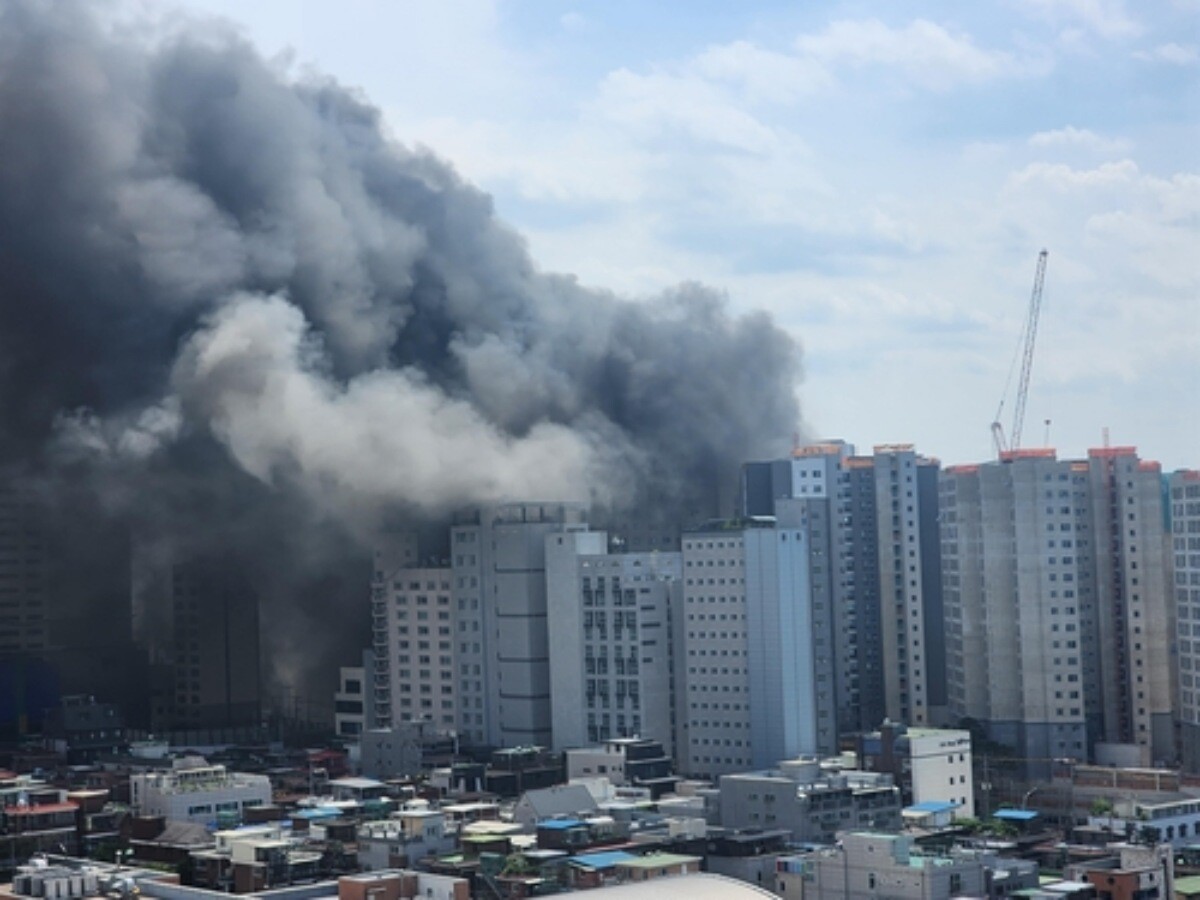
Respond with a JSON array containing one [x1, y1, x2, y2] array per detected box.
[[0, 1, 803, 708]]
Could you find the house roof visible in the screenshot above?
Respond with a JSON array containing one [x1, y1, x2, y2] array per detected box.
[[616, 853, 701, 869], [905, 801, 958, 814], [1174, 875, 1200, 897], [994, 809, 1039, 821], [137, 820, 214, 848], [538, 819, 587, 830], [521, 784, 598, 820], [568, 850, 637, 869]]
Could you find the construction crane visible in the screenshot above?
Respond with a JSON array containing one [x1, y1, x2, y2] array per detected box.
[[991, 249, 1049, 457]]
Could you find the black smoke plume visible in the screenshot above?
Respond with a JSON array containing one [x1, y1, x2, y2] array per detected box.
[[0, 1, 802, 714]]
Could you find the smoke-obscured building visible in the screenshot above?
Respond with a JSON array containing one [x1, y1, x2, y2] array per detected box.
[[168, 560, 261, 730]]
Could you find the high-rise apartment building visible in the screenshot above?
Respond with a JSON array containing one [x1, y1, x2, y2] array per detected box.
[[1169, 470, 1199, 771], [545, 539, 680, 756], [450, 502, 589, 749], [1086, 449, 1174, 761], [739, 442, 943, 736], [371, 564, 455, 731], [941, 447, 1174, 766], [872, 445, 943, 728], [678, 503, 831, 778]]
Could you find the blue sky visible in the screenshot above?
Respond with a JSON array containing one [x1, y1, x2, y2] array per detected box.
[[174, 0, 1198, 469]]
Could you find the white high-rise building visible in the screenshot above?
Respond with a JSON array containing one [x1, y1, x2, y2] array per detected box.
[[1169, 469, 1199, 772], [373, 567, 456, 731], [545, 537, 680, 756], [451, 502, 590, 749]]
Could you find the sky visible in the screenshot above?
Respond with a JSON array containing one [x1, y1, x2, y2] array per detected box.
[[170, 0, 1198, 470]]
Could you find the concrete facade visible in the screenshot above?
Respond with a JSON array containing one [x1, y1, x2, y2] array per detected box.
[[942, 447, 1175, 766], [717, 759, 901, 843], [129, 757, 270, 824], [858, 723, 974, 817], [774, 832, 1019, 900], [374, 565, 456, 731], [679, 513, 827, 778], [739, 441, 944, 739], [545, 537, 679, 755], [451, 502, 589, 749], [1087, 449, 1174, 764], [1170, 470, 1200, 772]]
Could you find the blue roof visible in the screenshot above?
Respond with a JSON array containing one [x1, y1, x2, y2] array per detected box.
[[293, 807, 343, 820], [568, 851, 636, 869], [994, 809, 1039, 821], [906, 801, 958, 813], [538, 819, 586, 830]]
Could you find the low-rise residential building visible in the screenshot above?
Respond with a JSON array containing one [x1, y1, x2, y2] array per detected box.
[[128, 756, 270, 825], [512, 783, 598, 830], [1067, 843, 1176, 900], [858, 722, 975, 817], [774, 832, 1038, 900], [357, 808, 456, 870], [1087, 798, 1200, 847], [718, 758, 901, 843], [565, 737, 675, 792]]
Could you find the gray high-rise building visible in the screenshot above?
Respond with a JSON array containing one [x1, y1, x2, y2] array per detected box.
[[739, 441, 944, 737], [450, 502, 590, 749], [678, 502, 833, 778], [941, 447, 1174, 766], [1170, 469, 1200, 772], [545, 537, 681, 757]]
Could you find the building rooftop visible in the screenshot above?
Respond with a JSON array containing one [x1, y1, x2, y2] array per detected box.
[[906, 801, 958, 814], [995, 809, 1039, 822], [616, 853, 701, 869], [568, 850, 637, 869], [537, 819, 586, 830], [1174, 875, 1200, 896]]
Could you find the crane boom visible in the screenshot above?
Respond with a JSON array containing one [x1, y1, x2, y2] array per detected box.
[[1010, 249, 1048, 450]]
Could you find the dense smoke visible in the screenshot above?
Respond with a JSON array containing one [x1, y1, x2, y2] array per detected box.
[[0, 2, 802, 705]]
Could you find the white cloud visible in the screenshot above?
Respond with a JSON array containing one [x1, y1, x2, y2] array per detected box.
[[691, 40, 832, 103], [1134, 42, 1199, 64], [1008, 158, 1141, 190], [1028, 126, 1131, 154], [794, 18, 1029, 88], [594, 68, 781, 154], [1018, 0, 1142, 39]]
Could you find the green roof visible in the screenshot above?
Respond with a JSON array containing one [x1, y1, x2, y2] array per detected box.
[[1174, 875, 1200, 896], [617, 853, 701, 869]]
